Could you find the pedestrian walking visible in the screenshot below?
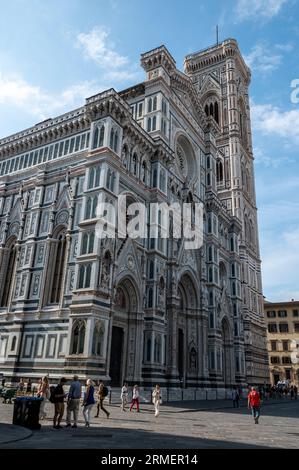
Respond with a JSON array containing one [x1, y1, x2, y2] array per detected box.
[[120, 382, 128, 412], [152, 385, 162, 417], [38, 376, 50, 420], [95, 381, 110, 418], [17, 378, 25, 393], [26, 378, 32, 394], [248, 386, 261, 424], [52, 377, 67, 429], [82, 379, 95, 427], [66, 375, 82, 428], [130, 384, 140, 412], [232, 387, 240, 408], [290, 386, 295, 400], [294, 385, 298, 400]]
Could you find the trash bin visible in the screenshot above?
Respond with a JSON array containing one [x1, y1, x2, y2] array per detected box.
[[13, 396, 42, 430]]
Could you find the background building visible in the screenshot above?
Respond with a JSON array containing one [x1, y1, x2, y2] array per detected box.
[[264, 300, 299, 387], [0, 39, 269, 396]]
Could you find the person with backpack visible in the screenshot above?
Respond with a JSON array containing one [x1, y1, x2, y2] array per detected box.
[[248, 386, 261, 424], [94, 381, 110, 419], [52, 377, 67, 429]]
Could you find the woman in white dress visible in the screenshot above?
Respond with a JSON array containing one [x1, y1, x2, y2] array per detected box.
[[152, 384, 162, 417], [120, 382, 128, 412]]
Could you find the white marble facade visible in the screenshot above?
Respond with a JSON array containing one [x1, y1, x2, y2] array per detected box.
[[0, 39, 269, 393]]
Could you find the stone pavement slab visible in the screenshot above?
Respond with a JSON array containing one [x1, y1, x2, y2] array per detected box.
[[0, 423, 32, 445]]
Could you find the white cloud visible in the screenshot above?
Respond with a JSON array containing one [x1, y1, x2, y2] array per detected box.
[[251, 102, 299, 143], [244, 44, 282, 74], [76, 26, 128, 69], [275, 43, 294, 52], [236, 0, 288, 21], [75, 26, 141, 84], [0, 74, 102, 121]]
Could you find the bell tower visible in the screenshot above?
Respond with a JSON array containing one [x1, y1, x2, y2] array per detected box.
[[184, 39, 269, 385]]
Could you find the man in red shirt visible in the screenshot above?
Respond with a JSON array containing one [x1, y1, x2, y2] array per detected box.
[[248, 386, 261, 424]]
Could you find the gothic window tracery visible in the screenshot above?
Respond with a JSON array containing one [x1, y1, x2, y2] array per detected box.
[[71, 320, 86, 355], [50, 230, 67, 304], [92, 321, 104, 356], [204, 98, 220, 124]]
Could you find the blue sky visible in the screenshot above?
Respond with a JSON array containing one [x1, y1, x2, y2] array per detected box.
[[0, 0, 298, 301]]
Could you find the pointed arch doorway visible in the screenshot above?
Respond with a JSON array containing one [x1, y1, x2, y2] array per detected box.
[[109, 277, 140, 386]]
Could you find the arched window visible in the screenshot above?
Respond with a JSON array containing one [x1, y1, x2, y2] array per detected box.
[[85, 196, 98, 219], [95, 166, 101, 187], [149, 261, 154, 279], [152, 116, 156, 131], [209, 292, 213, 306], [107, 169, 115, 192], [205, 104, 209, 116], [81, 232, 94, 255], [214, 102, 219, 123], [210, 103, 214, 117], [92, 126, 99, 149], [154, 335, 161, 363], [147, 118, 151, 132], [11, 336, 17, 351], [148, 98, 152, 113], [152, 168, 157, 188], [1, 238, 17, 307], [153, 96, 157, 111], [146, 337, 151, 361], [71, 320, 85, 355], [110, 128, 114, 149], [88, 165, 101, 189], [50, 231, 67, 304], [113, 131, 118, 152], [208, 246, 213, 261], [209, 267, 213, 283], [230, 237, 234, 252], [216, 159, 223, 183], [159, 169, 166, 192], [232, 282, 236, 296], [82, 233, 88, 254], [88, 167, 95, 189], [99, 125, 105, 147], [148, 288, 153, 308], [92, 321, 104, 356], [93, 125, 105, 149], [231, 263, 235, 277], [78, 264, 92, 289]]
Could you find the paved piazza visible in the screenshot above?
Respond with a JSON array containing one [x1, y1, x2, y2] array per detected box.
[[0, 399, 298, 449]]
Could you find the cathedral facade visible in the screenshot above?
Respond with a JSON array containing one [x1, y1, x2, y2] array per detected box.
[[0, 39, 269, 396]]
